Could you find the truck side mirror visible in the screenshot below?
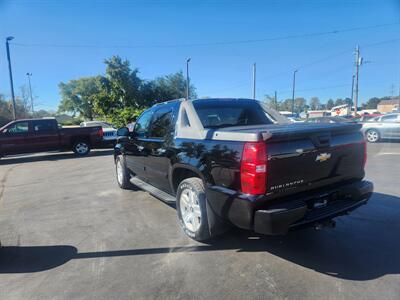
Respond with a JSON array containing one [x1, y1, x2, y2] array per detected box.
[[117, 127, 129, 137]]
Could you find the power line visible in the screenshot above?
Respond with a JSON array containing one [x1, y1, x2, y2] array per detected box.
[[277, 78, 394, 96], [278, 83, 352, 95], [11, 22, 399, 49], [208, 37, 400, 96]]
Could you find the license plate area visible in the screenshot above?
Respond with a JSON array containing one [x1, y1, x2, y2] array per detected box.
[[306, 192, 338, 210], [313, 198, 328, 209]]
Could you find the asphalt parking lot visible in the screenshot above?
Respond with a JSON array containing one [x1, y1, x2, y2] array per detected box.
[[0, 142, 400, 300]]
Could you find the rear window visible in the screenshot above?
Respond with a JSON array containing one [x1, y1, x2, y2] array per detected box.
[[192, 100, 272, 128]]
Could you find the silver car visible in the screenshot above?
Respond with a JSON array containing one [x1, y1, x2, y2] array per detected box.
[[361, 113, 400, 143]]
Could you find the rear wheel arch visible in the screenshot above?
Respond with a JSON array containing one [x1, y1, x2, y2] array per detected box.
[[70, 136, 91, 148], [115, 155, 132, 189], [171, 165, 205, 195], [71, 137, 91, 155]]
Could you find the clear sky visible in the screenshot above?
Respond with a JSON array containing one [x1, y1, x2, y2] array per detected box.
[[0, 0, 399, 110]]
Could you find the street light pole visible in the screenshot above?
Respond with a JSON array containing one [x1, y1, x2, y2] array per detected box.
[[291, 70, 298, 115], [6, 36, 17, 120], [186, 58, 191, 100], [26, 72, 34, 115], [354, 45, 362, 115]]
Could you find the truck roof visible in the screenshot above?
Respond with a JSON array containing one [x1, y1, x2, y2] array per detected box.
[[6, 118, 56, 122], [0, 118, 58, 131], [152, 98, 259, 108]]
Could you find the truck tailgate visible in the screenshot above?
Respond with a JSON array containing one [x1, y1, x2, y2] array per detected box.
[[264, 123, 365, 197], [214, 122, 365, 198]]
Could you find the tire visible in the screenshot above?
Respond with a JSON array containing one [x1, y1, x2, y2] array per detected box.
[[176, 177, 213, 242], [115, 155, 131, 189], [366, 129, 380, 143], [72, 140, 91, 155]]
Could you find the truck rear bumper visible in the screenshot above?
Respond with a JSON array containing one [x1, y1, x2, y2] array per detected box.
[[206, 180, 373, 235]]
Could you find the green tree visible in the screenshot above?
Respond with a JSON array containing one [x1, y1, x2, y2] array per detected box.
[[334, 98, 345, 106], [58, 76, 101, 120], [33, 109, 55, 118], [263, 94, 278, 110], [343, 97, 353, 107], [146, 71, 196, 103], [0, 94, 11, 126], [326, 99, 335, 110], [58, 55, 197, 127], [279, 99, 293, 111], [309, 97, 320, 110], [19, 85, 33, 117], [364, 97, 381, 109], [294, 97, 307, 113], [0, 94, 31, 126]]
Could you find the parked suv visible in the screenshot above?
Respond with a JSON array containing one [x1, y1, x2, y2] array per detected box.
[[114, 98, 373, 241]]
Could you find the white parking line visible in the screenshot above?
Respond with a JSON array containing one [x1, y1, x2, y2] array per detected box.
[[376, 152, 400, 156]]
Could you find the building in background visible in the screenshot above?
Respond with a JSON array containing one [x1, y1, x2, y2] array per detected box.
[[377, 98, 400, 113]]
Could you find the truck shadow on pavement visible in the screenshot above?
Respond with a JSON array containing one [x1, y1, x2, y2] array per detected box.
[[0, 149, 114, 165], [0, 192, 399, 281]]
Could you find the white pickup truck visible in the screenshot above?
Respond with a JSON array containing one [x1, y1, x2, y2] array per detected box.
[[80, 121, 117, 146]]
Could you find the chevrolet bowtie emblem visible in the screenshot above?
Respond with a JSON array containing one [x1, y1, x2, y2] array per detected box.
[[316, 153, 331, 162]]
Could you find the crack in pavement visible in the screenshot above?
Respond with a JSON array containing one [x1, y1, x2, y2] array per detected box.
[[0, 165, 19, 207]]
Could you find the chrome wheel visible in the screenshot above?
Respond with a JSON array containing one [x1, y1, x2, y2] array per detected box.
[[116, 159, 123, 185], [179, 188, 202, 232], [366, 130, 379, 143], [75, 142, 89, 154]]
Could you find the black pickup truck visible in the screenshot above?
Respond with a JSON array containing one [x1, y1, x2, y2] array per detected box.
[[114, 98, 373, 241]]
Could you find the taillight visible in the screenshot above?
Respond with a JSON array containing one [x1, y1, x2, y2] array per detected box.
[[240, 142, 267, 195], [98, 128, 104, 138]]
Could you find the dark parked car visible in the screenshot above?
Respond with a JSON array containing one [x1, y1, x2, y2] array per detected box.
[[114, 98, 373, 241], [0, 118, 104, 157]]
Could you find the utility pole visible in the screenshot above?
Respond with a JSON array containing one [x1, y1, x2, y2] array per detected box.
[[351, 75, 355, 103], [186, 58, 191, 100], [26, 73, 34, 115], [6, 36, 17, 120], [354, 45, 362, 115], [274, 90, 278, 110], [252, 63, 256, 99], [390, 84, 396, 97], [399, 84, 400, 99], [291, 70, 298, 115]]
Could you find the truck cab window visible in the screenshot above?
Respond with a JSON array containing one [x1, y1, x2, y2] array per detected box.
[[149, 107, 173, 138], [134, 109, 153, 138], [33, 121, 55, 133], [7, 122, 29, 133]]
